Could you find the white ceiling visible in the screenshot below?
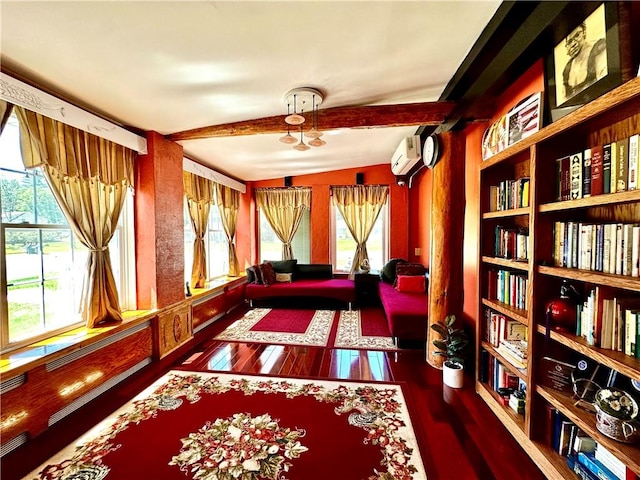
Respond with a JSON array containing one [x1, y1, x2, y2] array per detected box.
[[1, 1, 501, 182]]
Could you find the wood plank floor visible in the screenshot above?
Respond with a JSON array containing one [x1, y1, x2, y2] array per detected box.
[[3, 307, 547, 480]]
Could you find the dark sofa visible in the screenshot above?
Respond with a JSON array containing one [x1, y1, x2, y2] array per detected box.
[[245, 261, 355, 309]]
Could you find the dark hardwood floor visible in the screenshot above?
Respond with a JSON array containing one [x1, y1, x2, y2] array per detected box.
[[3, 307, 547, 480]]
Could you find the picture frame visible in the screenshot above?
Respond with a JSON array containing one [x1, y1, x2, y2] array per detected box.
[[544, 2, 624, 123]]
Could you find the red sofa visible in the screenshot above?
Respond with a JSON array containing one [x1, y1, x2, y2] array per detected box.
[[378, 278, 428, 344], [245, 262, 355, 309]]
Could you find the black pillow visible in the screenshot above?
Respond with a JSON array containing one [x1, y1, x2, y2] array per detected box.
[[266, 259, 298, 274], [380, 258, 407, 284]]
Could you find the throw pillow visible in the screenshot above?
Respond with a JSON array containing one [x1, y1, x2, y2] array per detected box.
[[275, 272, 293, 283], [380, 258, 408, 284], [266, 259, 298, 274], [246, 266, 256, 284], [396, 275, 426, 293], [251, 264, 265, 285], [259, 262, 277, 286], [395, 262, 427, 277]]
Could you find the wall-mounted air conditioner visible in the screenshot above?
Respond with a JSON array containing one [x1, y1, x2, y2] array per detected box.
[[390, 135, 422, 176]]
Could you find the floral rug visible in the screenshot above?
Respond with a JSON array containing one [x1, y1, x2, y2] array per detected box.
[[334, 309, 398, 351], [28, 371, 427, 479], [214, 308, 337, 347]]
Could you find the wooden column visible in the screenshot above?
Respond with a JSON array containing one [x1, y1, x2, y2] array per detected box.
[[135, 131, 186, 309], [427, 131, 466, 368]]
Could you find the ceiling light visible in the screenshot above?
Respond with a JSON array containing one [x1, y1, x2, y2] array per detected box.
[[282, 87, 326, 151], [279, 103, 297, 144]]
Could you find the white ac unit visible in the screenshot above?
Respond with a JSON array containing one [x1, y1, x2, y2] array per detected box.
[[390, 135, 422, 176]]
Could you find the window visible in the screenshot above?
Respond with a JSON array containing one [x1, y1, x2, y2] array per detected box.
[[331, 202, 389, 273], [258, 209, 310, 263], [0, 113, 135, 351], [184, 202, 229, 284]]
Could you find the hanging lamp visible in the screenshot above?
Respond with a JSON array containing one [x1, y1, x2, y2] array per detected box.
[[279, 103, 297, 144], [294, 124, 310, 151]]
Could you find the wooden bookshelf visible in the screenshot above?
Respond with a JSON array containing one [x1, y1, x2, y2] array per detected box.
[[476, 77, 640, 480]]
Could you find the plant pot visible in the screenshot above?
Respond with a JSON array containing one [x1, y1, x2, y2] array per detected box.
[[443, 360, 464, 389]]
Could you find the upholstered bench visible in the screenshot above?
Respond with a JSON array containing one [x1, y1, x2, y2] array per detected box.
[[245, 261, 356, 309]]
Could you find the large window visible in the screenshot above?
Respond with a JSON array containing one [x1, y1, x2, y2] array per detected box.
[[332, 202, 389, 273], [0, 113, 135, 351], [259, 209, 310, 263], [184, 202, 229, 284]]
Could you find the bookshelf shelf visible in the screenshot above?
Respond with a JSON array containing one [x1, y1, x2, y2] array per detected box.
[[482, 256, 529, 271], [535, 325, 640, 381], [482, 341, 527, 380], [537, 386, 640, 476], [538, 266, 640, 292], [477, 76, 640, 480], [482, 298, 528, 324], [539, 190, 640, 212], [483, 207, 530, 219]]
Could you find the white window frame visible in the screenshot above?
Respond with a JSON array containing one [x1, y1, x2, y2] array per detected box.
[[330, 201, 389, 273]]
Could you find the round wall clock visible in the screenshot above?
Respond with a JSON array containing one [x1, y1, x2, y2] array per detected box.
[[423, 133, 440, 169]]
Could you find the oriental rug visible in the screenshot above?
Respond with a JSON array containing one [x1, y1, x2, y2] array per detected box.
[[334, 309, 398, 351], [214, 308, 336, 347], [28, 371, 427, 480]]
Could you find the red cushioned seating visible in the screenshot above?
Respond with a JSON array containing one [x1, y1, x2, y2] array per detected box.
[[378, 281, 427, 342]]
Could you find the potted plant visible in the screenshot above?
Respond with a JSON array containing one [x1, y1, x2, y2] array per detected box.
[[431, 314, 469, 388]]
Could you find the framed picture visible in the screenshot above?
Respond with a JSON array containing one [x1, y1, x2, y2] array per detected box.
[[545, 2, 624, 122]]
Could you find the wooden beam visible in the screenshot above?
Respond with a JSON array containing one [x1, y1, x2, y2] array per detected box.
[[166, 102, 455, 141]]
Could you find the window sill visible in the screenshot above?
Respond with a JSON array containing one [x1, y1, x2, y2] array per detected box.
[[0, 275, 246, 378]]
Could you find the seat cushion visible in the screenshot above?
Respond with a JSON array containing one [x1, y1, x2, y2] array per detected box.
[[378, 282, 427, 341]]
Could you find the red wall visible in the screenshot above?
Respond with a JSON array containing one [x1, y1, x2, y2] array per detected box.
[[239, 164, 411, 266], [409, 166, 432, 266], [462, 59, 545, 328]]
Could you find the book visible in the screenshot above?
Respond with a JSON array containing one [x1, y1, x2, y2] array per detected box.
[[583, 148, 592, 197], [610, 142, 618, 193], [633, 225, 640, 278], [578, 452, 619, 480], [591, 145, 604, 195], [573, 460, 599, 480], [615, 137, 629, 192], [629, 134, 639, 191], [603, 144, 612, 194], [570, 151, 583, 199]]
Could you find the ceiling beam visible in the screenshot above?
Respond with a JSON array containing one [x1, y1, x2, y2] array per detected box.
[[166, 101, 455, 142]]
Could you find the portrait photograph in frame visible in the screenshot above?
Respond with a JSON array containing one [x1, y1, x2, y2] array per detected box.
[[544, 2, 626, 123]]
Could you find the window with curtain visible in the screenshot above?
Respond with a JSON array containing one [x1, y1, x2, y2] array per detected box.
[[259, 208, 310, 263], [331, 201, 389, 273], [0, 112, 135, 351], [183, 200, 229, 284]]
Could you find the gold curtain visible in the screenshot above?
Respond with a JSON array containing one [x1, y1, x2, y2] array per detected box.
[[331, 184, 389, 275], [0, 101, 12, 134], [255, 187, 311, 260], [15, 107, 135, 328], [183, 172, 215, 288], [215, 183, 240, 277]]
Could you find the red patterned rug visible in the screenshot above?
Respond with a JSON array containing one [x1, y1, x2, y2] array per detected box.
[[29, 371, 427, 479], [214, 308, 337, 347], [214, 308, 398, 350]]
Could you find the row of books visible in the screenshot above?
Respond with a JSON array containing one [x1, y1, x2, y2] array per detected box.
[[556, 133, 639, 201], [548, 407, 638, 480], [496, 339, 528, 370], [553, 221, 640, 277], [480, 350, 527, 389], [577, 286, 640, 357], [488, 177, 530, 211], [494, 225, 529, 261], [485, 308, 527, 347], [487, 269, 528, 310]]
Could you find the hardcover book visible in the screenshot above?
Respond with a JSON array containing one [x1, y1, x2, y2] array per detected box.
[[570, 152, 583, 200], [582, 148, 592, 197], [629, 134, 639, 191], [591, 145, 604, 195], [603, 144, 612, 194], [615, 137, 629, 192]]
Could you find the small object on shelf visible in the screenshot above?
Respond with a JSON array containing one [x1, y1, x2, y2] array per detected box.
[[545, 280, 580, 333], [185, 281, 192, 297], [509, 389, 526, 414], [594, 388, 639, 443]]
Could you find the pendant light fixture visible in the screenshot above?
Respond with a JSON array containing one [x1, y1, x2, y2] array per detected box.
[[293, 124, 310, 151], [279, 103, 297, 144], [281, 87, 326, 151]]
